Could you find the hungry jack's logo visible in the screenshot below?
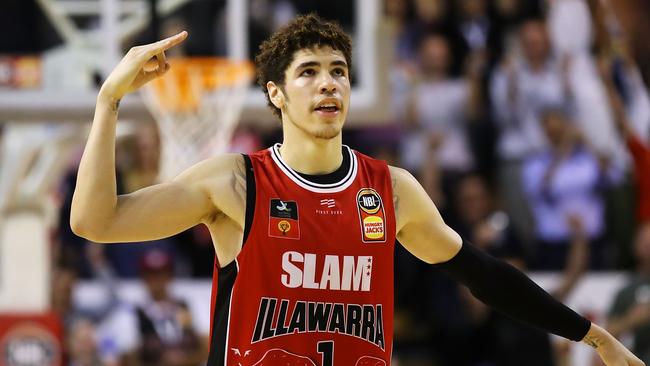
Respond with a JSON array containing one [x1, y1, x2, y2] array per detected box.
[[269, 199, 300, 239], [356, 189, 386, 243]]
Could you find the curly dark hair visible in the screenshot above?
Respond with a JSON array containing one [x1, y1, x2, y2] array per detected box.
[[255, 14, 353, 119]]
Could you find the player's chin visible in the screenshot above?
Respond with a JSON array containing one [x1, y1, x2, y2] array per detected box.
[[313, 124, 342, 140]]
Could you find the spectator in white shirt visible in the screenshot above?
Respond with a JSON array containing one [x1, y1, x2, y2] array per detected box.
[[401, 33, 476, 208], [489, 17, 572, 248]]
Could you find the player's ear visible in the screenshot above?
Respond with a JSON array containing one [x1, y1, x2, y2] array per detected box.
[[267, 81, 285, 109]]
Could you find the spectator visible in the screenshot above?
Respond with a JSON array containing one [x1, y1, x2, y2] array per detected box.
[[387, 0, 459, 121], [52, 264, 81, 328], [608, 223, 650, 364], [490, 18, 572, 246], [453, 173, 524, 265], [135, 249, 206, 366], [56, 134, 177, 279], [384, 0, 418, 122], [492, 0, 543, 62], [490, 18, 570, 161], [452, 0, 505, 68], [601, 53, 650, 224], [589, 0, 649, 267], [522, 108, 609, 270], [66, 318, 103, 366], [451, 173, 557, 366], [51, 250, 140, 366], [454, 0, 493, 52], [546, 0, 630, 173], [450, 0, 502, 182], [399, 0, 455, 64], [401, 33, 476, 208]]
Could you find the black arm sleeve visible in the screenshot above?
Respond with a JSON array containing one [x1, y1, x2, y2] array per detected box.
[[433, 239, 591, 342]]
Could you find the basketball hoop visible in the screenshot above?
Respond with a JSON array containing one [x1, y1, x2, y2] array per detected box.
[[142, 57, 254, 182]]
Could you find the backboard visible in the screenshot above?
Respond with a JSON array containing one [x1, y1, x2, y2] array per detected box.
[[0, 0, 390, 125]]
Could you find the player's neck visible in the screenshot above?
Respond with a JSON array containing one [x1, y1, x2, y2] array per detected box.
[[279, 126, 343, 175]]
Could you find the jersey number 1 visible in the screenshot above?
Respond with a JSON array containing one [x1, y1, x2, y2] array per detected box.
[[317, 341, 334, 366]]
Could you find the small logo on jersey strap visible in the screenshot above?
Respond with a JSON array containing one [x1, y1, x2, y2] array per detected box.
[[269, 199, 300, 239], [356, 188, 386, 243]]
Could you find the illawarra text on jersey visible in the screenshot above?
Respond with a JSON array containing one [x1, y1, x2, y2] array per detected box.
[[251, 298, 386, 350]]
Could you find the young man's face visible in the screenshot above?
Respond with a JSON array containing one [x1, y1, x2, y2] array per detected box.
[[271, 46, 351, 139]]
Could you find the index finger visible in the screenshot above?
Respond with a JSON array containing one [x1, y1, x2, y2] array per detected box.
[[147, 31, 188, 55]]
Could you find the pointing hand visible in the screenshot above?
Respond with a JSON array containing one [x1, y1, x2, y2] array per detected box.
[[98, 31, 188, 103]]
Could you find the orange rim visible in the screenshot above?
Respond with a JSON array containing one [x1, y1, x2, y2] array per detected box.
[[149, 57, 254, 112]]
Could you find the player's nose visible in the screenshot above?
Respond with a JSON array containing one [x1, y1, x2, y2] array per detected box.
[[318, 72, 336, 94]]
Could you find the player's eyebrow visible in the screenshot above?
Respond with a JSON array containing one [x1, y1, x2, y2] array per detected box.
[[330, 60, 348, 68], [296, 61, 320, 69], [296, 60, 348, 69]]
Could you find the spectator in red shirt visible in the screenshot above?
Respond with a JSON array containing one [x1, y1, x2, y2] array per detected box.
[[601, 56, 650, 223]]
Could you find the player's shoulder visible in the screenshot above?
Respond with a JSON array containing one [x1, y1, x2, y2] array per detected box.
[[387, 165, 417, 186], [173, 153, 245, 184], [387, 165, 428, 203], [201, 152, 245, 170]]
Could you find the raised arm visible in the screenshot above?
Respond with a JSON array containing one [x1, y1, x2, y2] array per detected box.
[[70, 32, 241, 243], [389, 166, 644, 366]]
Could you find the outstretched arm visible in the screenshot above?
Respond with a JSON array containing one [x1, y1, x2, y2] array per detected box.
[[71, 32, 241, 243], [390, 166, 644, 366]]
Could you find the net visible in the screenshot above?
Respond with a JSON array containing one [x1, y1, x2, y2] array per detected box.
[[142, 57, 254, 182]]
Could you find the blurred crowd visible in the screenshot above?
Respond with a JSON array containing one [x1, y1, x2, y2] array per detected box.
[[9, 0, 648, 365]]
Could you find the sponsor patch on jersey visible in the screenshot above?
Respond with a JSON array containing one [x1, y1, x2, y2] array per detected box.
[[269, 199, 300, 240], [356, 188, 386, 243]]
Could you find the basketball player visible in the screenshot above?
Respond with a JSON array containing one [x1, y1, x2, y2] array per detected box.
[[71, 15, 643, 366]]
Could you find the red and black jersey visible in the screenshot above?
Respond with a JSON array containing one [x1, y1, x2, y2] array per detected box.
[[207, 144, 395, 366]]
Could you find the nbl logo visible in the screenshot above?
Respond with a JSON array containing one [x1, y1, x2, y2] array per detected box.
[[356, 189, 386, 243], [358, 192, 380, 214]]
